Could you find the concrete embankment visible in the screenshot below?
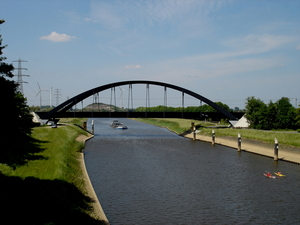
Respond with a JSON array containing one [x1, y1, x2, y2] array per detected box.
[[76, 134, 110, 224], [184, 133, 300, 164]]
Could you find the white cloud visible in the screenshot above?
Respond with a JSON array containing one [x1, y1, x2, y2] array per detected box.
[[40, 32, 76, 42], [222, 34, 296, 54], [125, 65, 141, 69]]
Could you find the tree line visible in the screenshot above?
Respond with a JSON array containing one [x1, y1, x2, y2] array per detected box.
[[135, 97, 300, 130], [135, 101, 232, 113], [245, 96, 300, 130]]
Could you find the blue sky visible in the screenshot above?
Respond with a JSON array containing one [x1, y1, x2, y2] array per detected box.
[[1, 0, 300, 109]]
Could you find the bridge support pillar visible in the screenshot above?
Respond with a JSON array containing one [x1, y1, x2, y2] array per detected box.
[[274, 138, 279, 161]]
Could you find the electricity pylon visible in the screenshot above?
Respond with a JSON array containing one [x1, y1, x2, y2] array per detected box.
[[12, 58, 29, 95]]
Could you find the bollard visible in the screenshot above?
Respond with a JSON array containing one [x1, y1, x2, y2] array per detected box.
[[237, 133, 242, 151], [193, 126, 196, 141], [212, 130, 215, 146], [91, 119, 94, 134], [191, 122, 195, 131], [83, 121, 87, 131], [274, 138, 279, 161]]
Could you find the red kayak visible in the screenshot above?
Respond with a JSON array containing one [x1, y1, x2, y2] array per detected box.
[[264, 173, 276, 179]]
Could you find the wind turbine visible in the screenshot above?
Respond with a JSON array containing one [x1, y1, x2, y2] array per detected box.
[[119, 87, 126, 109], [35, 82, 49, 109]]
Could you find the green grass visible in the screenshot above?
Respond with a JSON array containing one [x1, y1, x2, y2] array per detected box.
[[133, 118, 300, 148], [1, 123, 86, 179], [59, 117, 88, 126], [0, 118, 107, 224], [199, 128, 300, 148], [132, 118, 213, 134]]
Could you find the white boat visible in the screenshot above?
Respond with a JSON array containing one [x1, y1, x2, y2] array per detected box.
[[111, 120, 128, 129], [116, 123, 128, 129]]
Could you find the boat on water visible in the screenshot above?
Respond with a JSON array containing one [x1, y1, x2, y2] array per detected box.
[[116, 123, 128, 129], [264, 171, 276, 179], [110, 120, 128, 129], [274, 172, 285, 177]]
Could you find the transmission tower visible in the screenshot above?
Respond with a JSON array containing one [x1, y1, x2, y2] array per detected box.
[[12, 58, 29, 95], [54, 89, 61, 106]]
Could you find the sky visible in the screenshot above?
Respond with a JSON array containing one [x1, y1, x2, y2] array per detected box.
[[1, 0, 300, 110]]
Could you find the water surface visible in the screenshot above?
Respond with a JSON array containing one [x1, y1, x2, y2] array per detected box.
[[85, 118, 300, 225]]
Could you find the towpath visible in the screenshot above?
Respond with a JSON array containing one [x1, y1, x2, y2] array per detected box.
[[184, 133, 300, 164]]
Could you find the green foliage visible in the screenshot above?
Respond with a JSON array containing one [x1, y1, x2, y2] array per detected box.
[[135, 102, 231, 113], [0, 20, 14, 78], [296, 107, 300, 127], [0, 20, 35, 167], [245, 96, 297, 130]]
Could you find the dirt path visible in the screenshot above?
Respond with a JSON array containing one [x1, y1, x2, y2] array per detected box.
[[184, 133, 300, 164]]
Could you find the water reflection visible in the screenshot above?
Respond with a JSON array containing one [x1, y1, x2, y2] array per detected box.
[[85, 118, 300, 225]]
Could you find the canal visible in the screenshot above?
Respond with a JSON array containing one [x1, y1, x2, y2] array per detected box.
[[84, 118, 300, 225]]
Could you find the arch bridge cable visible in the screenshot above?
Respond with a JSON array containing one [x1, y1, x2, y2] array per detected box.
[[37, 80, 238, 121]]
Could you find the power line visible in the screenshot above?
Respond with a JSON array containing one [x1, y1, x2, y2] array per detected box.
[[54, 89, 61, 106], [12, 58, 29, 95]]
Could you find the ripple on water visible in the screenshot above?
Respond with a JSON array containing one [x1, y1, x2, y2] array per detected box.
[[85, 118, 300, 225]]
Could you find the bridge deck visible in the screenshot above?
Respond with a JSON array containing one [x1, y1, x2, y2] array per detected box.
[[35, 111, 243, 120]]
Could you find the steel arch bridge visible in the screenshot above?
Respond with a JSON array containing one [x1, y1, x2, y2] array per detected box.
[[37, 80, 237, 121]]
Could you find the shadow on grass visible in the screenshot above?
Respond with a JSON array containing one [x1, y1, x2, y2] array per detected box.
[[0, 173, 108, 224], [0, 135, 48, 169]]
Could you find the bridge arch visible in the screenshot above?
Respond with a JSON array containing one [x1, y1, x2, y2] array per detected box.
[[40, 80, 237, 120]]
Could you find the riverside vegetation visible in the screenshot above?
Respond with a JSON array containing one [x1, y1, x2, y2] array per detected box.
[[0, 118, 107, 225], [133, 118, 300, 148]]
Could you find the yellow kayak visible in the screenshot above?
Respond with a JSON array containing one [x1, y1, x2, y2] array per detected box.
[[274, 172, 285, 177]]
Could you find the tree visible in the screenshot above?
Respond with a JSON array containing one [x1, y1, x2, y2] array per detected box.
[[0, 20, 38, 168], [275, 97, 296, 129], [245, 96, 297, 130], [295, 105, 300, 129], [244, 96, 267, 129]]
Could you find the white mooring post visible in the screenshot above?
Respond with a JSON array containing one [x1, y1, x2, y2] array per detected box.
[[212, 130, 215, 146], [274, 138, 279, 161], [237, 133, 242, 152], [91, 119, 94, 134], [191, 122, 196, 141]]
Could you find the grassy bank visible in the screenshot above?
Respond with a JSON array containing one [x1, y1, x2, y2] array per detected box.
[[132, 118, 212, 134], [133, 118, 300, 148], [0, 118, 107, 224]]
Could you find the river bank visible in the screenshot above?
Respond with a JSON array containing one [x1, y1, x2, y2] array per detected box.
[[76, 134, 109, 224], [132, 118, 300, 164], [184, 132, 300, 164], [0, 120, 109, 224]]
